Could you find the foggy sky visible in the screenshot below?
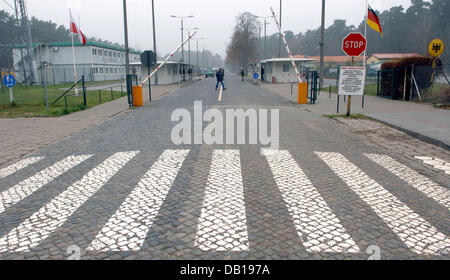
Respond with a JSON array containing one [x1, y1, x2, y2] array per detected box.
[[0, 0, 413, 58]]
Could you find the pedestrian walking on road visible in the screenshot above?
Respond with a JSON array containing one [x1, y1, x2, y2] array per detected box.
[[215, 68, 226, 90], [261, 66, 265, 82], [240, 67, 245, 82]]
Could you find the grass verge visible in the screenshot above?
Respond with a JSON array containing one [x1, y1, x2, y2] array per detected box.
[[0, 83, 124, 117]]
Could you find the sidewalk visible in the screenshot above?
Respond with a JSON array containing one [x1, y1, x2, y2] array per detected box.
[[0, 84, 179, 167], [262, 83, 450, 150]]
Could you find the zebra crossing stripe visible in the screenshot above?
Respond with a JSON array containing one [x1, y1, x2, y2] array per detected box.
[[316, 152, 449, 255], [0, 151, 138, 252], [0, 155, 92, 215], [195, 150, 249, 251], [0, 157, 44, 179], [87, 149, 190, 252], [264, 150, 360, 253], [366, 154, 450, 211], [414, 156, 450, 175]]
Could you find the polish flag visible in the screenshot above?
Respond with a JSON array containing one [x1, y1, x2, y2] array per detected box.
[[69, 9, 86, 45]]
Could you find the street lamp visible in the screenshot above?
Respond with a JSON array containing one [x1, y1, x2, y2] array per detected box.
[[279, 0, 282, 58], [257, 16, 271, 60], [170, 15, 194, 65], [184, 27, 199, 66], [151, 0, 158, 85], [195, 37, 205, 71]]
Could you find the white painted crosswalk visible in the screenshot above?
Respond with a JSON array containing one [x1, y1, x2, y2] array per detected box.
[[264, 150, 359, 253], [366, 153, 450, 210], [0, 149, 448, 257], [414, 156, 450, 175], [0, 157, 44, 179], [316, 152, 449, 255], [0, 155, 92, 215], [88, 149, 190, 252], [195, 150, 249, 251], [0, 152, 138, 252]]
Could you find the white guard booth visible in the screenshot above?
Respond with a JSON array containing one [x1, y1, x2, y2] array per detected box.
[[132, 61, 192, 85], [258, 57, 316, 83]]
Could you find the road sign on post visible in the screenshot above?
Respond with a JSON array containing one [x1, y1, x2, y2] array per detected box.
[[341, 33, 367, 116], [342, 33, 367, 57], [428, 39, 444, 58], [3, 74, 15, 104], [140, 50, 157, 102]]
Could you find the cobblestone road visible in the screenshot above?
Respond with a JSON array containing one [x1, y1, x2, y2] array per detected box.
[[0, 75, 448, 260]]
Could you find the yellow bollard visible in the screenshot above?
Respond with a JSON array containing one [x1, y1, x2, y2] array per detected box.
[[297, 82, 308, 104], [132, 85, 143, 107]]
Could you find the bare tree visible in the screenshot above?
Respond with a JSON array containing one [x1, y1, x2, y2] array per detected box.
[[226, 12, 260, 68]]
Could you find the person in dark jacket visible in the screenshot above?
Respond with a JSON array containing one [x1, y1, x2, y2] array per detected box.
[[240, 67, 245, 81], [215, 68, 226, 90], [261, 66, 265, 82]]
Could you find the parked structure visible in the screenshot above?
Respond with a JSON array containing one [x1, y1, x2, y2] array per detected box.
[[12, 41, 141, 84]]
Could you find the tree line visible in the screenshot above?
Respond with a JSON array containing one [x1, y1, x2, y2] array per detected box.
[[226, 0, 449, 68]]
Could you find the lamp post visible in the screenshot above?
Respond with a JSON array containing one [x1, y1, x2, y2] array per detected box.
[[151, 0, 158, 84], [278, 0, 282, 58], [170, 15, 194, 65], [257, 16, 271, 60], [319, 0, 325, 88], [184, 27, 199, 66], [196, 37, 205, 72]]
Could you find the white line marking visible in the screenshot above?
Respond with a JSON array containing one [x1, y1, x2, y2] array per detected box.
[[316, 152, 449, 255], [87, 149, 190, 252], [264, 150, 359, 253], [0, 151, 138, 252], [218, 85, 223, 102], [0, 157, 45, 179], [367, 154, 450, 210], [195, 149, 249, 251], [414, 156, 450, 175], [0, 155, 92, 215]]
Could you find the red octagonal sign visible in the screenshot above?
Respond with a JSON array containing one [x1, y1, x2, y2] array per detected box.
[[342, 32, 367, 57]]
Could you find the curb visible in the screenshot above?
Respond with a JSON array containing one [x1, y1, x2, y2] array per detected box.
[[363, 114, 450, 151]]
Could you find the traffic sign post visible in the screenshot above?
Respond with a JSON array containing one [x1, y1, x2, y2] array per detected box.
[[428, 39, 444, 83], [3, 74, 15, 105], [140, 50, 157, 102], [341, 33, 367, 116]]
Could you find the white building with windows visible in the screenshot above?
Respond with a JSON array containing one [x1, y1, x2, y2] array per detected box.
[[248, 57, 316, 83], [12, 41, 141, 84]]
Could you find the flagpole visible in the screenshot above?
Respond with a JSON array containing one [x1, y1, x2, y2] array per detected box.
[[363, 0, 368, 69], [70, 9, 79, 95]]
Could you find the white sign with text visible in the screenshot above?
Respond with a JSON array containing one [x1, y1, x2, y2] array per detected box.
[[338, 66, 366, 96]]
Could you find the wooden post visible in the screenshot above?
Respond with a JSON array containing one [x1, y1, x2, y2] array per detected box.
[[403, 65, 407, 100], [346, 57, 354, 116]]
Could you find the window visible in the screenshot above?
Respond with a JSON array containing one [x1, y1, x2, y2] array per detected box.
[[282, 64, 290, 73], [99, 68, 103, 74], [109, 51, 112, 57], [92, 49, 97, 55], [105, 68, 108, 74], [113, 52, 116, 58], [98, 49, 102, 56]]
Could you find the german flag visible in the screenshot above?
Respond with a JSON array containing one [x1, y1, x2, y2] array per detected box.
[[367, 6, 383, 37]]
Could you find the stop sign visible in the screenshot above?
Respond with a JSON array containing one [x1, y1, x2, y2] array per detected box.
[[342, 33, 367, 57]]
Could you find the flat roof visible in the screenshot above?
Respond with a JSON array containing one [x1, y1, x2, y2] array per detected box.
[[259, 57, 317, 63], [13, 41, 141, 55], [130, 61, 193, 66]]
